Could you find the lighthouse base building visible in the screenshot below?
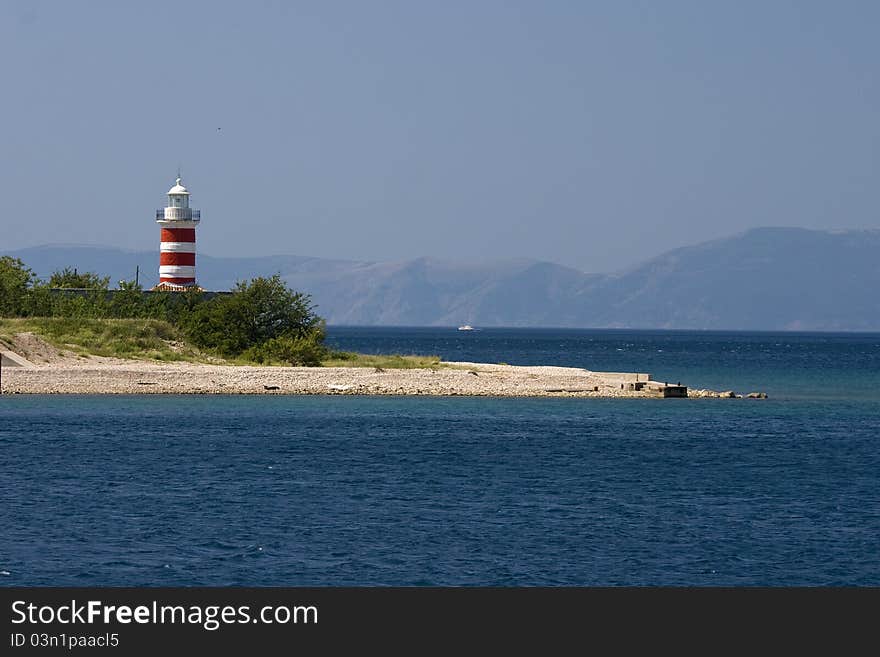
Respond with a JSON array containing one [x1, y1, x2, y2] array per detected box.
[[153, 176, 203, 291]]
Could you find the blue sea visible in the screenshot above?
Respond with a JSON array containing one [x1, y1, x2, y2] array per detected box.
[[1, 328, 879, 586]]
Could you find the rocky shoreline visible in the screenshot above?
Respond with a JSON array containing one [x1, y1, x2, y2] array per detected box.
[[0, 333, 768, 398], [0, 357, 764, 399]]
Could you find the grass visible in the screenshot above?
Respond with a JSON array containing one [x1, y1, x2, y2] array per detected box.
[[0, 318, 447, 369], [320, 351, 446, 369], [0, 317, 215, 363]]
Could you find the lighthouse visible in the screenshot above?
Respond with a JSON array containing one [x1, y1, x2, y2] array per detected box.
[[154, 175, 201, 290]]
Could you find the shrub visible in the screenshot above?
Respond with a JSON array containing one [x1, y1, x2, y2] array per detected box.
[[48, 267, 110, 289], [0, 256, 35, 316], [183, 275, 326, 359], [244, 333, 328, 366]]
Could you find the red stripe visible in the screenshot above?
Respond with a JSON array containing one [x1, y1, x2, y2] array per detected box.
[[160, 252, 196, 266], [160, 277, 196, 284], [160, 228, 196, 242]]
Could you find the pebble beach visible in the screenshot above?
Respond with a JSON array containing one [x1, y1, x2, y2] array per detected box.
[[0, 333, 750, 398], [1, 358, 683, 398]]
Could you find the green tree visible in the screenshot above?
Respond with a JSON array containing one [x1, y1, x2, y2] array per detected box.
[[0, 256, 35, 316], [49, 267, 110, 289], [184, 275, 326, 358]]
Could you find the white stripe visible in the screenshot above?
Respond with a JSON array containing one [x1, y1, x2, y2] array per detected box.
[[159, 265, 196, 277], [159, 242, 197, 252], [156, 220, 199, 228]]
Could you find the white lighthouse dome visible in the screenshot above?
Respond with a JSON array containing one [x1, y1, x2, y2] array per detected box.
[[167, 177, 190, 195]]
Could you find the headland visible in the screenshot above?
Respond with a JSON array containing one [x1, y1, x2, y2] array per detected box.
[[0, 336, 753, 398]]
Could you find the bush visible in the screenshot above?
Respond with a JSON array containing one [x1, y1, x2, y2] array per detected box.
[[21, 284, 54, 317], [244, 333, 328, 366], [48, 267, 110, 289], [184, 275, 326, 359], [108, 287, 145, 318], [49, 290, 112, 318], [0, 256, 35, 316]]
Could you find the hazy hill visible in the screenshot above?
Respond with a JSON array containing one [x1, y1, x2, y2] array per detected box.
[[6, 227, 880, 330], [576, 227, 880, 330]]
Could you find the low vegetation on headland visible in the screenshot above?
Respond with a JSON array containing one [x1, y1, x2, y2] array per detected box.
[[0, 256, 441, 368]]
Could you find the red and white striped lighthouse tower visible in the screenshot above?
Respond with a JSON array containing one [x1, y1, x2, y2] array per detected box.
[[154, 175, 201, 290]]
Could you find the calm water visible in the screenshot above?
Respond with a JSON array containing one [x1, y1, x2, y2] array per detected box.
[[1, 328, 879, 586], [327, 326, 880, 401]]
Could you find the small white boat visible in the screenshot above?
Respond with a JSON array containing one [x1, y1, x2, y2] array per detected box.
[[458, 324, 475, 331]]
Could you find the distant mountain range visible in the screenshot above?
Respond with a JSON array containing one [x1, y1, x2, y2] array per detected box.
[[5, 227, 880, 330]]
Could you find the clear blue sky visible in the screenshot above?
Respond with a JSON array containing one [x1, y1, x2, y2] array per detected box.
[[2, 0, 877, 272]]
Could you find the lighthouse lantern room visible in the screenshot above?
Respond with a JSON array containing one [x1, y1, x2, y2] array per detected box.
[[154, 175, 201, 291]]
